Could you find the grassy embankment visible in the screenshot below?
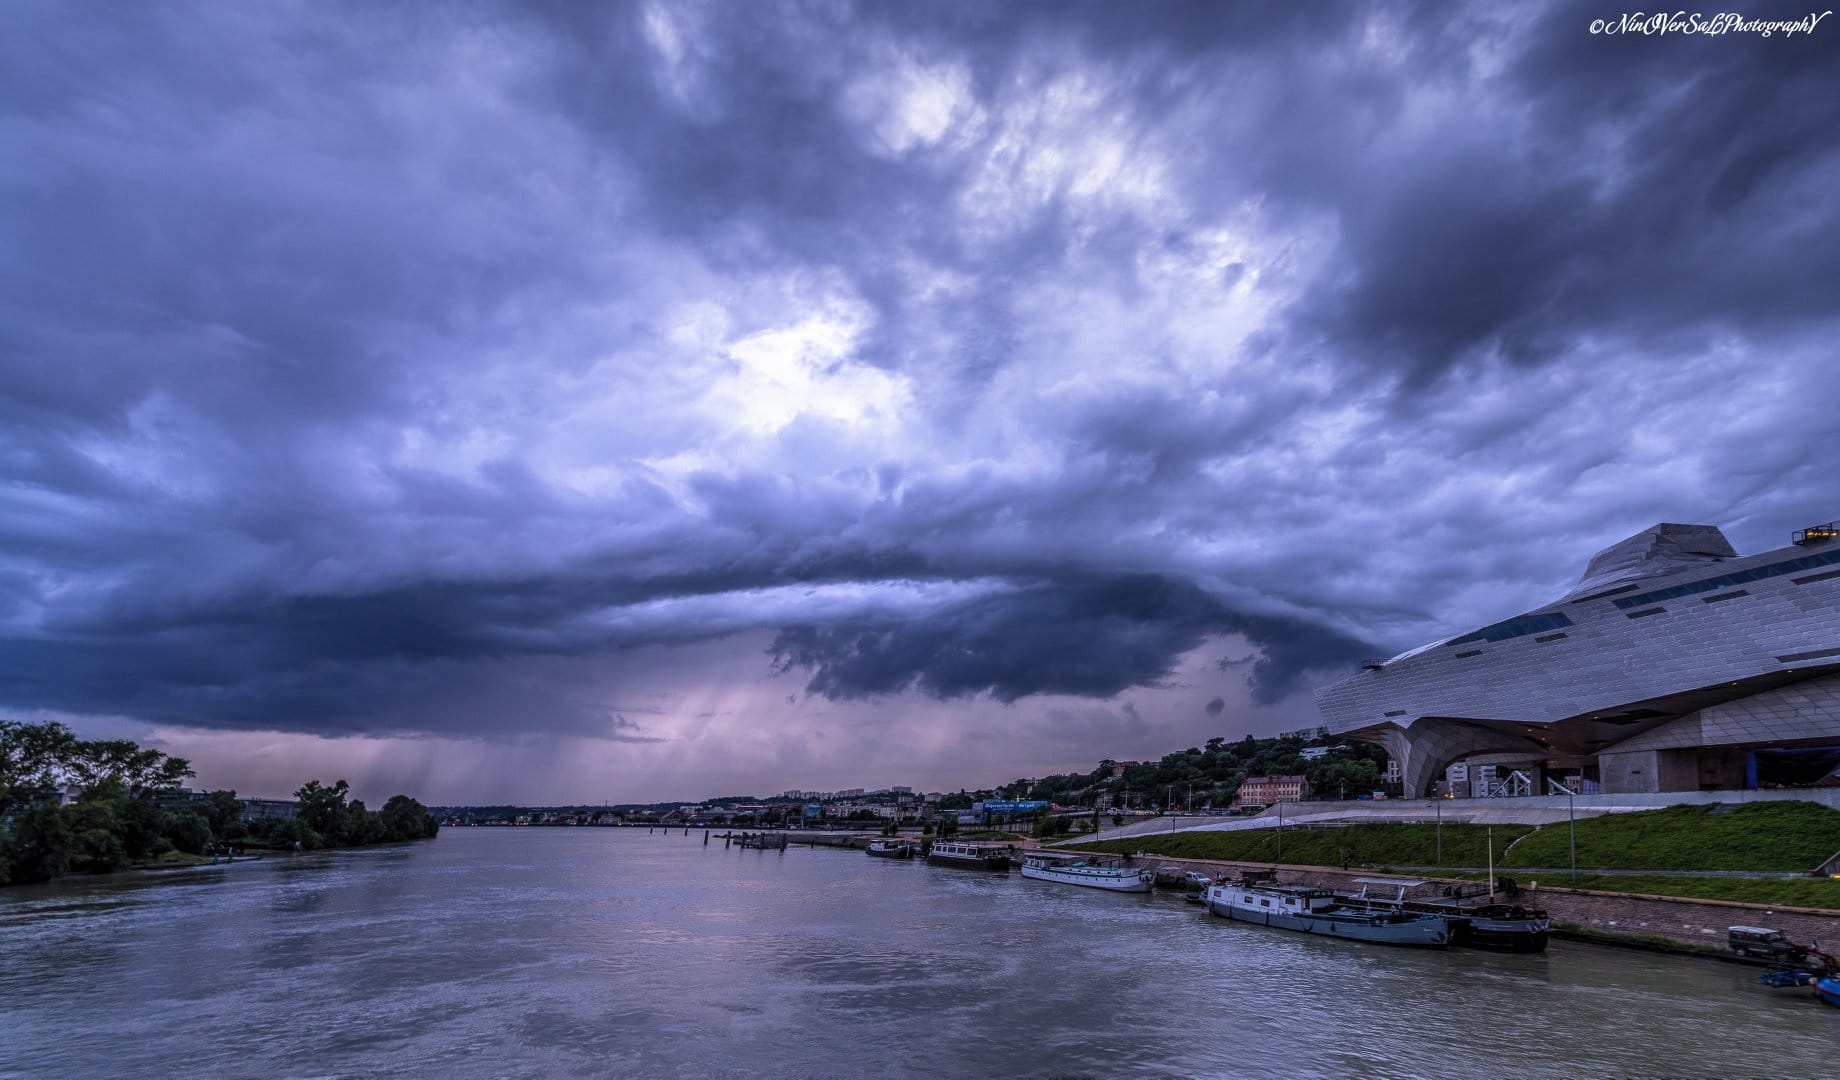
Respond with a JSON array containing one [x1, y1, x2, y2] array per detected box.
[[1070, 821, 1530, 869], [1067, 801, 1840, 910]]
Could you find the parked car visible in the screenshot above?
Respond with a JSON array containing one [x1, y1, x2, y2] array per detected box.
[[1728, 925, 1806, 961]]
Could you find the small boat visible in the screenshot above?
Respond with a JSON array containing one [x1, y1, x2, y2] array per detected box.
[[1340, 881, 1548, 952], [1152, 865, 1190, 889], [1206, 874, 1448, 947], [926, 840, 1012, 871], [865, 839, 914, 859], [1182, 871, 1213, 904], [1456, 904, 1551, 952], [1759, 968, 1819, 989], [736, 832, 787, 850], [1020, 852, 1153, 892], [1817, 974, 1840, 1008]]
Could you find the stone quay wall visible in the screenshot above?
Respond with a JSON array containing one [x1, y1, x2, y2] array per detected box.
[[1124, 854, 1840, 951]]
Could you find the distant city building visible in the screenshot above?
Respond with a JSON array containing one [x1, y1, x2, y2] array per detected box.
[[1319, 519, 1840, 797], [974, 799, 1049, 821], [1235, 775, 1311, 806], [240, 798, 298, 822]]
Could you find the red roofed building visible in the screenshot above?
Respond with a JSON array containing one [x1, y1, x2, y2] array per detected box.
[[1235, 775, 1311, 807]]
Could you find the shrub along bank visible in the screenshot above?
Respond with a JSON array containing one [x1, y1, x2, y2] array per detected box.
[[1, 720, 439, 885]]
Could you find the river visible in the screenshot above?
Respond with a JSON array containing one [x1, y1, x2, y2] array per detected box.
[[2, 828, 1833, 1078]]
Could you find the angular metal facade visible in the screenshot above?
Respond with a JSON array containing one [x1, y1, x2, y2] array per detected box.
[[1315, 523, 1840, 796]]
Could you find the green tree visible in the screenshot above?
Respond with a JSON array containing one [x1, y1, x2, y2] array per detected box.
[[65, 799, 132, 872], [5, 800, 74, 883], [263, 817, 324, 851], [380, 795, 438, 841], [295, 780, 352, 844], [200, 790, 249, 845], [1307, 758, 1381, 800], [160, 808, 214, 855], [66, 739, 193, 797], [0, 720, 79, 815], [115, 795, 171, 861], [1032, 812, 1071, 839], [342, 800, 383, 845]]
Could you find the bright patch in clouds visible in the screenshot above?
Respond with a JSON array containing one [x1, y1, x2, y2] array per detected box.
[[3, 2, 1836, 802], [717, 297, 907, 435]]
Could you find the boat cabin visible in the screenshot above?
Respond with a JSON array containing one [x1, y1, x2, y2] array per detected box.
[[1223, 883, 1339, 914], [930, 841, 1009, 857]]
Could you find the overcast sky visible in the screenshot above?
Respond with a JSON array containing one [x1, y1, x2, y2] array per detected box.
[[3, 1, 1836, 804]]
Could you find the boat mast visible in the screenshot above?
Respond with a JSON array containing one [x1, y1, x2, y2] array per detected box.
[[1487, 827, 1495, 897]]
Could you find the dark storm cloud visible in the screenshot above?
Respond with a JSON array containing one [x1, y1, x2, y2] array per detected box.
[[768, 573, 1370, 706], [1278, 0, 1840, 384], [3, 0, 1837, 753]]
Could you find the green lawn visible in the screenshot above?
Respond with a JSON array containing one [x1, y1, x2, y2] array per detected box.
[[1500, 802, 1840, 873], [1064, 800, 1840, 885], [135, 851, 215, 869], [1565, 874, 1840, 909], [1067, 822, 1533, 869]]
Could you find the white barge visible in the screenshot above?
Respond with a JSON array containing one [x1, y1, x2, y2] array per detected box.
[[1206, 874, 1448, 947], [1019, 851, 1154, 892]]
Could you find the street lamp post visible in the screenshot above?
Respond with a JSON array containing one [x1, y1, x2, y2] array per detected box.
[[1568, 784, 1577, 883], [1435, 796, 1442, 866]]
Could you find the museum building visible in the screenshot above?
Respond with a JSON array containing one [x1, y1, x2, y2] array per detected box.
[[1315, 520, 1840, 798]]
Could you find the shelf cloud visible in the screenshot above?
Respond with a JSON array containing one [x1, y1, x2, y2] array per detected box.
[[2, 1, 1835, 801]]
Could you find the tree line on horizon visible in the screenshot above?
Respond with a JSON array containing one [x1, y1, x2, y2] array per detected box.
[[437, 732, 1389, 818], [983, 733, 1391, 811], [0, 720, 438, 885]]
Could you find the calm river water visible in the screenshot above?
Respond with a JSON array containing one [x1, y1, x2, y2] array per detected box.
[[2, 828, 1834, 1078]]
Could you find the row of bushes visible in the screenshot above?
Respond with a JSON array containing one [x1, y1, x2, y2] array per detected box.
[[2, 720, 439, 885], [2, 781, 440, 885]]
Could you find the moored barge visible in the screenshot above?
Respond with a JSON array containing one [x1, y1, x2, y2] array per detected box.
[[1342, 882, 1548, 952], [1206, 875, 1449, 948], [1020, 852, 1153, 892], [926, 840, 1012, 871]]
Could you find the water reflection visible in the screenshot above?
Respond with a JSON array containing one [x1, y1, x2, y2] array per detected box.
[[2, 828, 1834, 1078]]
